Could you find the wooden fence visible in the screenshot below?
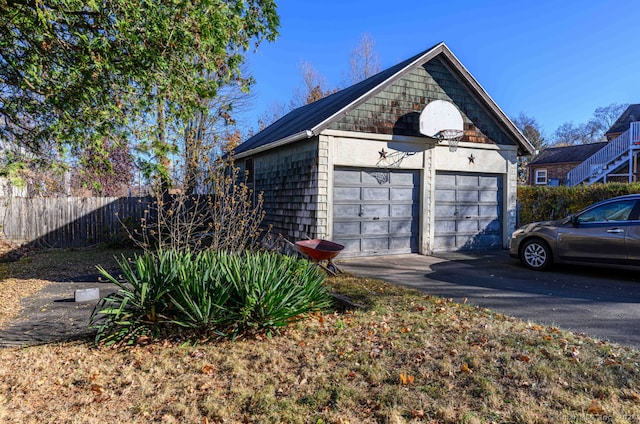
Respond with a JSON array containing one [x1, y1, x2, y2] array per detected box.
[[0, 196, 152, 248]]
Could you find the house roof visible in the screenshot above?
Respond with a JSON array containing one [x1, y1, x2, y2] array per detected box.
[[234, 42, 535, 157], [528, 142, 607, 166], [606, 104, 640, 135]]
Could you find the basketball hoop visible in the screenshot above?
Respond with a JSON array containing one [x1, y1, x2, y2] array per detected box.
[[437, 129, 464, 152]]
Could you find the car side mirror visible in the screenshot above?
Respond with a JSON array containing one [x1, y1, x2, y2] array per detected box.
[[570, 215, 580, 226]]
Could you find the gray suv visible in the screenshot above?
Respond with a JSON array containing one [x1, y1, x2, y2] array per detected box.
[[510, 194, 640, 270]]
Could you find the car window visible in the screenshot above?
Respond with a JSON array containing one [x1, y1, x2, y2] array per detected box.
[[578, 200, 637, 223]]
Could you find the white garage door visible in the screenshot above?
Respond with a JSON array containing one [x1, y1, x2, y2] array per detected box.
[[434, 172, 503, 251], [333, 167, 419, 256]]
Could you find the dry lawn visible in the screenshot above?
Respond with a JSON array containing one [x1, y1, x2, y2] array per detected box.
[[1, 249, 639, 423]]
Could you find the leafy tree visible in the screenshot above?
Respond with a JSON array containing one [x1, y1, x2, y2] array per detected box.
[[1, 0, 279, 187], [512, 113, 546, 151], [75, 138, 134, 196]]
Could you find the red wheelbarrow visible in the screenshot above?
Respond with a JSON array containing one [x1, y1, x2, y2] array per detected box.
[[291, 239, 344, 276]]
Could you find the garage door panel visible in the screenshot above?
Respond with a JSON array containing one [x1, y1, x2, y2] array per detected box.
[[334, 204, 360, 218], [480, 219, 501, 232], [479, 176, 499, 187], [391, 172, 416, 185], [457, 205, 479, 217], [391, 188, 415, 201], [390, 237, 416, 250], [390, 219, 414, 234], [479, 205, 499, 216], [363, 187, 390, 201], [333, 221, 360, 235], [334, 169, 361, 184], [435, 219, 456, 232], [458, 220, 479, 232], [362, 204, 389, 217], [435, 204, 456, 216], [391, 204, 413, 217], [334, 187, 360, 201], [362, 221, 389, 234], [362, 170, 387, 185], [458, 190, 479, 202], [479, 191, 499, 202], [362, 237, 390, 251], [457, 175, 479, 186], [334, 238, 361, 252], [435, 189, 456, 202], [437, 174, 456, 186]]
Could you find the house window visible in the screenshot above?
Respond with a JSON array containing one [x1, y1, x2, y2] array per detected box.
[[535, 169, 547, 185]]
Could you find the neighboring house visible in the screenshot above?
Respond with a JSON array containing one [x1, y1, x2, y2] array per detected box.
[[233, 42, 534, 257], [529, 104, 640, 186], [527, 142, 607, 186], [605, 104, 640, 141]]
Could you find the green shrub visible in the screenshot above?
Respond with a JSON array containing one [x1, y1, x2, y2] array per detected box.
[[518, 183, 640, 225], [219, 252, 332, 337], [91, 250, 332, 345]]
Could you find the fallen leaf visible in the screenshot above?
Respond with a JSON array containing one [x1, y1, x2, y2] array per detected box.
[[401, 327, 411, 333], [518, 354, 531, 363], [586, 399, 605, 415], [201, 365, 216, 375], [460, 363, 472, 374], [90, 384, 103, 394], [411, 409, 425, 418], [399, 373, 414, 385]]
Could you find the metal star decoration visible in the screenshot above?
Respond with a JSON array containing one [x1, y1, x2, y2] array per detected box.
[[379, 148, 388, 159], [468, 154, 475, 164]]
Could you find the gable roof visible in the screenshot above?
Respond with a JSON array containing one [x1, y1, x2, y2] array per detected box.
[[606, 104, 640, 135], [528, 142, 607, 166], [234, 42, 534, 157]]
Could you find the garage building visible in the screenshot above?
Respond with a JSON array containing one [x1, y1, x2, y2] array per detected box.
[[234, 42, 534, 257]]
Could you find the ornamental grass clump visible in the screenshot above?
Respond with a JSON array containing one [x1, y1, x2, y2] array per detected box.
[[91, 250, 332, 345]]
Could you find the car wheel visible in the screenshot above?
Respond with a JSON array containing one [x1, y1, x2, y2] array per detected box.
[[520, 238, 553, 271]]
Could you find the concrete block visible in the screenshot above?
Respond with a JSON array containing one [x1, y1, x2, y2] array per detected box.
[[75, 288, 100, 303]]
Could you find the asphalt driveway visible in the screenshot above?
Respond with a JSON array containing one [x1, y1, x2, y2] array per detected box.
[[338, 250, 640, 348]]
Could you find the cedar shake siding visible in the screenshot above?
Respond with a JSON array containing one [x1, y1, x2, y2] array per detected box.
[[328, 58, 514, 147], [252, 138, 321, 240]]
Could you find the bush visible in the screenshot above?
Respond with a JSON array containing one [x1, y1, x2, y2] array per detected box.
[[90, 250, 332, 345], [518, 183, 640, 225]]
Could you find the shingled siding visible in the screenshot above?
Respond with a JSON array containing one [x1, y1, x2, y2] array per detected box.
[[253, 138, 321, 241], [328, 57, 513, 146]]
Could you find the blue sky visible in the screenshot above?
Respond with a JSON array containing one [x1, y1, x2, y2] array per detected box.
[[239, 0, 639, 140]]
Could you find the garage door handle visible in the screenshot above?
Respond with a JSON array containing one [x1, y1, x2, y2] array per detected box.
[[607, 228, 624, 233], [373, 217, 380, 220], [465, 216, 472, 219]]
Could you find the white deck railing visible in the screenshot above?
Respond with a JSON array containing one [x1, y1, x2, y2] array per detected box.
[[567, 122, 640, 186]]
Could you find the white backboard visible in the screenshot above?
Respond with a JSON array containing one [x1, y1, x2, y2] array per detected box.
[[419, 100, 464, 138]]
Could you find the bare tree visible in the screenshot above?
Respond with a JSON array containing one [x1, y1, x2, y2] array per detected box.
[[589, 103, 629, 137], [512, 112, 546, 183], [291, 61, 338, 107], [550, 103, 629, 146], [348, 33, 381, 84]]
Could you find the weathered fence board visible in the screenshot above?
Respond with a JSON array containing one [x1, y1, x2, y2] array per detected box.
[[0, 196, 152, 248]]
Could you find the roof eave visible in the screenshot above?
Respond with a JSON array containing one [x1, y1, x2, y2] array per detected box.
[[436, 47, 536, 156], [310, 42, 448, 135], [233, 130, 314, 160]]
